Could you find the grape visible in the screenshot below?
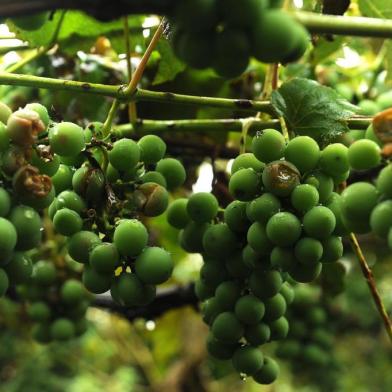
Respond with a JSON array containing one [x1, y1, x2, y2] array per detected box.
[[49, 122, 85, 157], [215, 281, 242, 310], [31, 150, 60, 177], [280, 283, 295, 304], [303, 345, 329, 366], [365, 124, 382, 146], [72, 166, 105, 202], [50, 318, 75, 341], [253, 357, 279, 384], [226, 252, 252, 279], [187, 192, 218, 223], [32, 323, 51, 343], [82, 266, 112, 294], [305, 172, 334, 203], [320, 236, 343, 263], [376, 164, 392, 198], [60, 280, 85, 304], [219, 0, 266, 27], [235, 295, 265, 325], [68, 231, 101, 263], [348, 139, 381, 170], [252, 129, 285, 163], [0, 102, 12, 124], [25, 103, 50, 129], [264, 294, 287, 322], [51, 164, 74, 194], [4, 252, 32, 284], [244, 323, 271, 346], [156, 158, 186, 190], [247, 193, 281, 224], [306, 307, 327, 325], [135, 247, 173, 284], [303, 206, 336, 239], [6, 109, 43, 147], [180, 222, 209, 253], [201, 262, 227, 287], [242, 244, 265, 269], [247, 222, 273, 255], [20, 184, 55, 211], [138, 135, 166, 164], [319, 143, 349, 177], [206, 333, 239, 360], [232, 346, 264, 375], [211, 312, 243, 343], [262, 160, 300, 197], [0, 217, 17, 256], [231, 153, 264, 174], [53, 208, 83, 236], [167, 198, 190, 229], [0, 122, 10, 152], [289, 259, 322, 283], [56, 190, 86, 214], [195, 280, 215, 301], [140, 171, 167, 187], [89, 243, 120, 274], [282, 22, 309, 63], [376, 90, 392, 109], [290, 184, 319, 213], [266, 212, 302, 247], [0, 188, 11, 217], [109, 138, 140, 172], [12, 12, 48, 30], [224, 201, 250, 233], [33, 260, 56, 286], [284, 136, 320, 173], [113, 219, 148, 257], [28, 302, 51, 322], [276, 340, 301, 359], [114, 273, 146, 306], [311, 329, 333, 349], [294, 237, 323, 266], [325, 192, 347, 236], [0, 268, 9, 296], [369, 200, 392, 238], [270, 247, 295, 271], [135, 183, 169, 217], [269, 317, 289, 340], [60, 153, 84, 168], [249, 270, 282, 299], [229, 168, 259, 201], [202, 297, 224, 325], [202, 223, 239, 257], [358, 100, 380, 115]]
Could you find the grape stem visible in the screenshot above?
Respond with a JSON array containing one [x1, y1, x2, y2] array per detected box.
[[349, 233, 392, 343]]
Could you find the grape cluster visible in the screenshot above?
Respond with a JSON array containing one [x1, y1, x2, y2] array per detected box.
[[17, 258, 91, 343], [169, 0, 309, 78]]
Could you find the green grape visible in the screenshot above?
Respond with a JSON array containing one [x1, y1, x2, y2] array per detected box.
[[180, 222, 209, 253], [244, 323, 271, 346], [4, 252, 32, 284], [262, 160, 300, 197], [252, 129, 285, 163], [202, 223, 239, 257], [195, 280, 215, 301], [226, 252, 252, 279], [0, 122, 10, 152], [60, 279, 85, 305], [235, 295, 265, 325], [0, 188, 11, 217], [224, 201, 250, 233], [266, 212, 302, 247], [68, 231, 101, 263], [201, 262, 227, 287], [135, 247, 173, 285], [305, 172, 334, 203], [67, 301, 89, 319], [291, 184, 319, 214], [202, 297, 224, 325], [0, 217, 17, 256], [348, 139, 381, 170], [282, 22, 309, 63], [60, 153, 84, 168], [56, 190, 86, 214], [32, 323, 51, 343], [376, 90, 392, 110], [253, 356, 279, 384], [319, 143, 349, 177], [33, 260, 56, 286], [51, 164, 73, 194], [167, 198, 190, 229], [82, 266, 112, 294], [30, 150, 60, 177], [365, 124, 382, 146], [311, 329, 333, 349], [320, 236, 343, 263], [215, 281, 242, 310], [325, 192, 348, 236], [219, 0, 267, 27], [358, 100, 380, 115], [242, 244, 263, 269], [289, 320, 307, 339], [28, 302, 51, 322], [113, 219, 148, 257], [229, 168, 260, 201], [249, 270, 282, 299], [113, 273, 144, 306], [276, 340, 301, 359], [231, 153, 264, 174], [50, 318, 75, 341], [263, 293, 286, 321], [211, 311, 244, 343], [53, 208, 83, 236], [280, 282, 295, 305], [206, 333, 239, 360], [294, 237, 323, 266], [289, 259, 322, 283], [303, 206, 336, 239], [89, 243, 120, 274], [106, 163, 120, 183], [247, 193, 281, 225], [247, 222, 273, 255], [370, 200, 392, 238], [333, 170, 350, 186], [134, 183, 169, 217], [72, 166, 105, 202], [0, 268, 9, 296], [0, 102, 12, 124], [269, 316, 289, 340], [306, 307, 327, 325], [25, 103, 50, 129], [109, 138, 140, 172], [232, 345, 264, 375], [140, 171, 167, 187], [156, 158, 186, 190], [376, 164, 392, 198], [12, 12, 48, 30], [49, 122, 85, 157], [303, 344, 329, 366], [138, 135, 166, 164], [270, 246, 295, 271], [187, 192, 218, 223]]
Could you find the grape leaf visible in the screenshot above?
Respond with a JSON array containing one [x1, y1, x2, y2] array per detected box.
[[271, 78, 357, 142], [358, 0, 392, 18]]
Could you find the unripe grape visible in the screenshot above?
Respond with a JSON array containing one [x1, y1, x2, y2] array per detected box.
[[109, 138, 140, 171], [320, 143, 349, 177], [50, 318, 75, 341], [180, 222, 209, 253], [218, 0, 267, 28], [28, 302, 51, 322], [249, 270, 282, 299], [187, 192, 218, 223], [235, 295, 265, 325], [247, 193, 281, 224], [284, 136, 320, 173], [231, 153, 264, 174], [206, 333, 239, 360], [232, 345, 264, 375], [60, 279, 85, 304], [202, 223, 239, 257], [156, 158, 186, 190], [82, 266, 112, 294], [263, 293, 287, 321], [252, 129, 285, 163], [266, 212, 302, 247], [224, 200, 250, 233], [4, 252, 32, 284], [53, 208, 83, 236], [280, 282, 295, 304], [68, 231, 101, 263], [195, 280, 215, 301], [201, 262, 227, 287], [89, 243, 120, 274], [294, 237, 323, 265], [0, 217, 17, 256], [303, 206, 336, 239], [262, 160, 300, 197], [365, 124, 382, 146], [32, 323, 51, 343], [369, 200, 392, 238], [348, 139, 381, 170], [138, 135, 166, 164], [270, 247, 295, 271], [49, 122, 85, 157], [244, 323, 271, 346], [167, 198, 190, 229], [33, 260, 56, 286], [140, 171, 167, 187], [113, 219, 148, 257], [51, 164, 73, 194], [229, 168, 260, 201], [56, 190, 86, 214], [113, 273, 144, 306], [211, 312, 243, 343], [242, 244, 264, 269], [226, 252, 252, 279], [0, 122, 10, 152], [291, 184, 319, 213], [0, 102, 12, 124], [247, 222, 273, 255], [202, 297, 224, 325], [289, 259, 322, 283], [269, 316, 289, 340], [376, 164, 392, 198], [0, 268, 9, 296], [0, 188, 11, 217], [305, 172, 334, 203], [325, 192, 348, 236], [253, 357, 280, 385], [215, 281, 242, 310]]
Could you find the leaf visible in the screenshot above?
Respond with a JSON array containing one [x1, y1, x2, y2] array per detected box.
[[358, 0, 392, 18], [386, 41, 392, 82], [271, 78, 357, 142], [152, 39, 186, 85], [310, 36, 344, 65]]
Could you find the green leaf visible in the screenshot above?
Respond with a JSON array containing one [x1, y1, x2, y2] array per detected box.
[[152, 39, 186, 85], [386, 41, 392, 82], [310, 36, 344, 65], [271, 78, 357, 142], [358, 0, 392, 18]]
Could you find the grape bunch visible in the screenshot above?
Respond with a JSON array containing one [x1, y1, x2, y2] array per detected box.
[[17, 256, 91, 343], [169, 0, 309, 78]]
